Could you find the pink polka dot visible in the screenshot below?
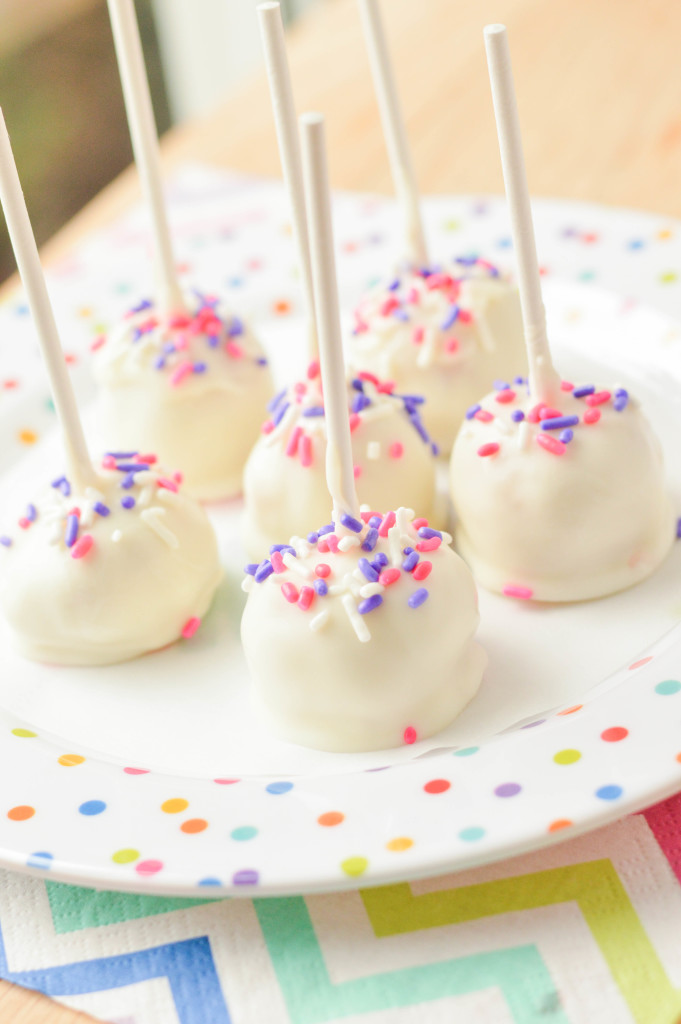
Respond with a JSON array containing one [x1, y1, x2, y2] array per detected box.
[[123, 767, 150, 775], [629, 657, 653, 670], [214, 778, 240, 785], [135, 859, 163, 876]]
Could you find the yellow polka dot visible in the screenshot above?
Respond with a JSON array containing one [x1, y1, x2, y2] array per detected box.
[[386, 837, 413, 852], [112, 848, 139, 864], [58, 754, 85, 767], [658, 229, 673, 240], [553, 749, 582, 765], [341, 856, 368, 877], [161, 798, 189, 814], [11, 729, 36, 738], [18, 430, 37, 445], [77, 307, 93, 318]]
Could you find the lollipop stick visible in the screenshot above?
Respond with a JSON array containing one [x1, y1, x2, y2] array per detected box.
[[258, 2, 318, 361], [107, 0, 184, 314], [300, 112, 360, 526], [484, 24, 560, 405], [358, 0, 427, 268], [0, 110, 94, 492]]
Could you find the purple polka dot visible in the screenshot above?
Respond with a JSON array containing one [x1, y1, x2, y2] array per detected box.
[[494, 782, 522, 798], [520, 719, 546, 730], [232, 869, 259, 886]]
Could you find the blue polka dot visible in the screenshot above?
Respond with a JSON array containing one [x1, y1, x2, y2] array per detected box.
[[198, 877, 222, 887], [454, 747, 479, 757], [27, 852, 53, 869], [231, 826, 258, 841], [459, 826, 485, 842], [265, 781, 293, 795], [596, 785, 623, 801], [79, 800, 106, 816], [655, 680, 681, 696], [627, 239, 645, 250]]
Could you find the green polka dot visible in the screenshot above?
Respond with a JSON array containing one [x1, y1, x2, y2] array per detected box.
[[459, 826, 485, 841], [11, 728, 36, 738], [231, 826, 258, 842], [554, 749, 582, 765], [444, 219, 461, 231], [578, 270, 596, 282], [453, 747, 479, 757], [655, 680, 681, 695], [112, 848, 139, 864], [659, 271, 678, 284], [341, 856, 368, 877]]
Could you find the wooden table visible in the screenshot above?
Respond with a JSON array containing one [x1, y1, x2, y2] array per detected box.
[[5, 0, 681, 1019]]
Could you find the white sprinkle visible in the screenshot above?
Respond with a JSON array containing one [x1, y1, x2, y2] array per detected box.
[[290, 536, 312, 558], [441, 531, 453, 545], [157, 487, 181, 506], [416, 327, 437, 369], [493, 417, 511, 436], [241, 575, 254, 594], [79, 507, 95, 529], [360, 581, 385, 599], [352, 568, 366, 583], [283, 551, 312, 579], [111, 529, 123, 543], [85, 486, 106, 505], [138, 485, 154, 507], [366, 441, 381, 460], [518, 421, 531, 451], [309, 609, 329, 632], [141, 507, 179, 548], [342, 593, 371, 642], [339, 534, 360, 552]]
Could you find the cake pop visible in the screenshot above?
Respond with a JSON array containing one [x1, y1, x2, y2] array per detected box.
[[0, 109, 221, 665], [241, 113, 485, 752], [92, 0, 273, 501], [449, 25, 674, 603], [346, 0, 527, 455], [242, 3, 438, 557]]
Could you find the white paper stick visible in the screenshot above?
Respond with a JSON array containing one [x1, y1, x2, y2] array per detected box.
[[258, 2, 318, 360], [300, 113, 360, 526], [484, 24, 560, 404], [107, 0, 184, 313], [0, 109, 95, 491], [358, 0, 427, 268]]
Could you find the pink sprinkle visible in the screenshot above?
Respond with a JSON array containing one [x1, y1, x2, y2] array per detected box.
[[405, 287, 420, 304], [426, 272, 454, 290], [349, 413, 361, 433], [412, 326, 425, 345], [560, 380, 574, 392], [379, 568, 401, 586], [413, 518, 429, 529], [389, 442, 404, 459], [539, 406, 563, 420], [353, 465, 362, 479], [478, 442, 500, 457], [68, 507, 81, 518], [354, 318, 369, 334], [376, 380, 395, 394], [297, 586, 315, 611], [475, 410, 493, 423], [181, 616, 201, 639], [90, 335, 106, 352], [380, 296, 400, 316], [102, 455, 117, 469], [358, 370, 379, 386], [315, 563, 331, 578], [412, 560, 432, 580], [169, 314, 191, 329], [225, 341, 243, 359], [286, 425, 303, 457], [173, 472, 184, 485], [445, 337, 459, 353], [416, 537, 441, 552], [327, 535, 339, 553], [404, 726, 417, 745], [157, 477, 178, 493], [307, 360, 320, 379], [262, 420, 275, 434], [317, 539, 329, 553], [458, 309, 473, 324], [379, 511, 396, 537], [536, 434, 566, 456], [585, 390, 611, 407], [136, 453, 157, 464], [495, 390, 516, 404], [584, 408, 601, 425], [169, 360, 193, 387], [281, 582, 299, 603], [300, 435, 313, 467], [173, 334, 189, 352], [527, 405, 542, 424], [18, 517, 30, 530], [271, 551, 285, 573], [71, 534, 94, 560], [502, 584, 534, 600], [293, 381, 307, 397]]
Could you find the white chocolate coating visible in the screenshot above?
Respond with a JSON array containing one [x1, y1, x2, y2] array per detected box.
[[450, 380, 675, 602], [347, 260, 527, 455], [241, 508, 486, 752], [92, 296, 274, 501], [241, 367, 440, 559], [0, 456, 221, 665]]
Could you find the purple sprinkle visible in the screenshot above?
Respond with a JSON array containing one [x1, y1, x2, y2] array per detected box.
[[270, 544, 296, 555], [232, 869, 258, 886], [358, 557, 379, 582], [559, 428, 574, 444], [513, 376, 526, 385], [121, 496, 135, 509], [352, 393, 371, 414], [403, 546, 414, 555], [494, 380, 510, 391], [340, 513, 363, 533], [206, 333, 220, 348], [115, 463, 150, 473], [307, 532, 319, 544], [572, 385, 595, 398], [402, 551, 419, 572], [121, 473, 137, 490], [540, 415, 579, 431], [455, 255, 477, 266], [193, 362, 208, 373], [131, 299, 152, 313], [0, 536, 12, 547], [244, 563, 259, 576], [318, 523, 335, 536], [162, 342, 176, 355], [303, 406, 325, 417], [431, 442, 440, 456], [314, 579, 328, 596], [677, 518, 681, 540], [440, 304, 460, 331], [373, 552, 389, 567], [153, 356, 166, 370], [351, 378, 365, 392], [26, 504, 37, 522], [64, 514, 79, 548], [358, 594, 383, 615], [51, 475, 66, 489], [393, 308, 410, 322], [257, 357, 269, 366], [272, 402, 290, 428], [368, 516, 382, 528], [267, 388, 287, 414], [131, 328, 142, 342], [466, 404, 481, 420], [520, 719, 546, 729], [409, 412, 430, 444], [93, 502, 110, 517], [361, 527, 379, 552], [106, 451, 138, 459], [387, 277, 400, 291], [228, 317, 244, 338], [613, 388, 629, 411], [398, 394, 426, 405], [408, 588, 429, 609], [511, 410, 525, 422], [254, 560, 274, 583], [418, 527, 442, 540]]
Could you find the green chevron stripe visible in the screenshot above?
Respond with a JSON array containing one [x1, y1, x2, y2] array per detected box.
[[361, 860, 681, 1024]]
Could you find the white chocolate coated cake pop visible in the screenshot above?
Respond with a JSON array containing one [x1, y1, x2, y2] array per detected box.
[[348, 259, 527, 454], [241, 508, 485, 751], [450, 379, 674, 601], [241, 360, 439, 558], [0, 454, 221, 665], [93, 293, 273, 501]]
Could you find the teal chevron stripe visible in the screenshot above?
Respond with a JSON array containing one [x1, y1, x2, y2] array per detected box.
[[254, 896, 566, 1024], [46, 881, 214, 933]]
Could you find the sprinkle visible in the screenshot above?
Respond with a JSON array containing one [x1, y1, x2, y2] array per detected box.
[[313, 578, 328, 596], [244, 563, 259, 576], [225, 341, 243, 359], [157, 477, 178, 493], [475, 410, 493, 423], [585, 390, 611, 407], [572, 385, 595, 398], [283, 551, 313, 579], [319, 523, 335, 536], [358, 593, 383, 614], [307, 360, 320, 379], [303, 406, 325, 417], [418, 527, 442, 540], [677, 518, 681, 540], [121, 496, 135, 509], [93, 502, 110, 517], [141, 508, 180, 548], [181, 617, 201, 639], [267, 388, 287, 413], [169, 360, 193, 387], [71, 534, 94, 560], [193, 362, 207, 373], [272, 401, 291, 428], [375, 568, 398, 587], [111, 530, 122, 543], [0, 536, 12, 547], [536, 434, 567, 455], [408, 588, 429, 609], [478, 442, 500, 457], [495, 390, 516, 404], [440, 304, 460, 330], [342, 593, 370, 642], [285, 425, 303, 457], [64, 514, 79, 547], [340, 513, 364, 534], [271, 551, 285, 573], [404, 726, 417, 745], [389, 442, 404, 459], [228, 316, 244, 338], [298, 586, 315, 611], [511, 409, 525, 423], [367, 441, 381, 460], [361, 527, 379, 552], [412, 326, 424, 345], [560, 381, 574, 391], [541, 415, 579, 431], [106, 451, 137, 459], [465, 404, 481, 420], [416, 537, 441, 552], [358, 557, 379, 582], [255, 559, 274, 582], [135, 454, 157, 465], [25, 503, 37, 522], [584, 408, 601, 425], [538, 407, 563, 421], [300, 436, 313, 467], [373, 552, 389, 568], [494, 379, 510, 391], [348, 413, 361, 433], [502, 584, 533, 600], [18, 518, 30, 530], [315, 563, 331, 578], [613, 388, 629, 411], [378, 511, 396, 537], [281, 582, 299, 603], [338, 535, 361, 552], [559, 428, 574, 444], [402, 551, 419, 572], [412, 560, 432, 581], [309, 609, 329, 632]]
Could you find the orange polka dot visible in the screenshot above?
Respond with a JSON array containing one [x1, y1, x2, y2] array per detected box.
[[77, 307, 93, 318], [318, 811, 344, 827], [64, 353, 78, 366], [180, 818, 208, 834], [18, 430, 37, 445], [386, 837, 413, 852], [58, 754, 85, 767], [548, 819, 572, 832], [557, 704, 583, 716], [8, 805, 34, 821], [675, 752, 681, 764], [273, 299, 291, 315], [161, 798, 188, 814]]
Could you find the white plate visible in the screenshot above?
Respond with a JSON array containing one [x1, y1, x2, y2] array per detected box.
[[0, 170, 680, 895]]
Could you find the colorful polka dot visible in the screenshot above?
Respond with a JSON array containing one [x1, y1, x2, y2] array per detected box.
[[198, 877, 222, 887], [181, 818, 208, 834], [601, 727, 628, 742], [232, 869, 259, 886], [423, 778, 451, 794], [596, 785, 623, 801], [494, 782, 522, 797], [266, 781, 293, 795], [135, 859, 163, 876], [8, 805, 34, 821], [548, 819, 573, 832], [557, 705, 583, 716], [231, 826, 258, 841], [655, 680, 681, 696], [214, 778, 240, 785], [554, 749, 582, 765], [112, 848, 139, 864], [161, 798, 189, 814], [341, 856, 368, 877], [123, 767, 150, 775], [386, 837, 413, 852], [317, 812, 344, 827], [629, 657, 653, 670], [58, 754, 85, 767], [26, 852, 53, 869], [11, 728, 36, 738], [79, 800, 106, 816], [459, 827, 485, 842], [453, 746, 479, 757]]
